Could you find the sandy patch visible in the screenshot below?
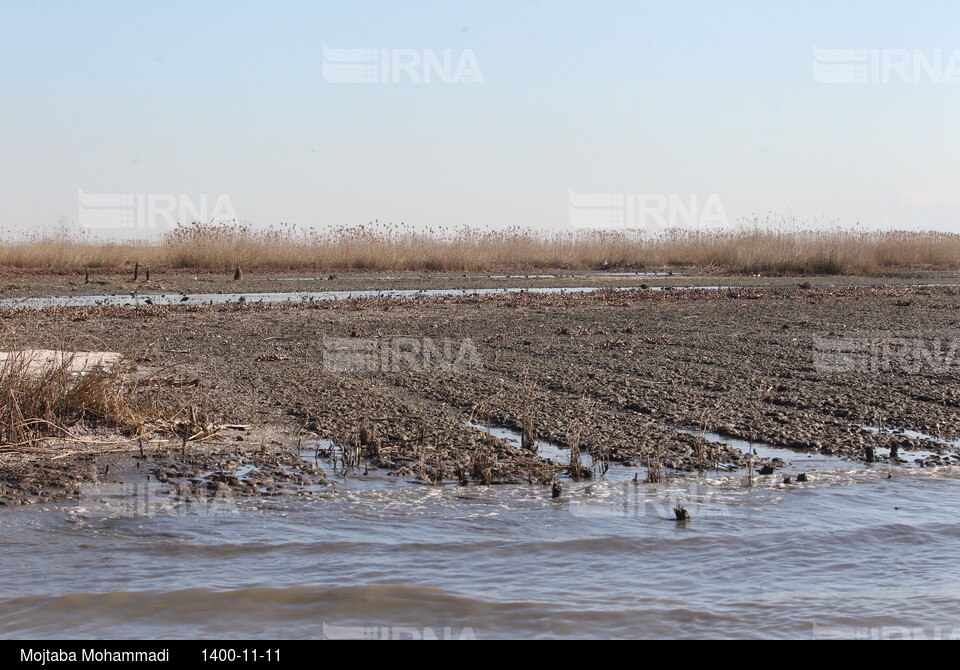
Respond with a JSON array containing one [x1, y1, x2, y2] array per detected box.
[[0, 349, 124, 375]]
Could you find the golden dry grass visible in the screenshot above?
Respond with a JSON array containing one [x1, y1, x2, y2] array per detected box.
[[1, 221, 958, 275], [0, 342, 211, 451], [0, 349, 146, 447]]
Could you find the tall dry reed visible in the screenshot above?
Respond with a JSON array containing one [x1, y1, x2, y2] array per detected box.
[[1, 220, 958, 275]]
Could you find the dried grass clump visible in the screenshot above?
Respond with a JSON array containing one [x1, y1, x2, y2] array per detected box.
[[0, 349, 208, 451]]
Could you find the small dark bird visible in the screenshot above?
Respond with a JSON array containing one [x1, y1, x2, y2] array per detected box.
[[180, 296, 189, 302], [144, 298, 153, 305]]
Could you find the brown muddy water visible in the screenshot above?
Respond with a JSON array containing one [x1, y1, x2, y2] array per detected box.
[[1, 438, 960, 639]]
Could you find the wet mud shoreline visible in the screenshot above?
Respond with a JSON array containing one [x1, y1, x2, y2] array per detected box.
[[2, 277, 960, 506]]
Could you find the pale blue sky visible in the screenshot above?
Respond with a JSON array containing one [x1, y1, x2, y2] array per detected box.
[[1, 0, 958, 236]]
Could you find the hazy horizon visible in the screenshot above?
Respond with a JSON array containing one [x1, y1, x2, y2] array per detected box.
[[2, 0, 959, 237]]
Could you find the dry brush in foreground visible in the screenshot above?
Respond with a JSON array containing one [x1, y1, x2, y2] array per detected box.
[[0, 346, 213, 454]]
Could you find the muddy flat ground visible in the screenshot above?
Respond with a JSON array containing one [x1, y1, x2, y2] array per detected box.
[[1, 266, 960, 301], [2, 273, 960, 505]]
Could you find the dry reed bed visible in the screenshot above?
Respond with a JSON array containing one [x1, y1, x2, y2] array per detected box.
[[1, 223, 959, 275]]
